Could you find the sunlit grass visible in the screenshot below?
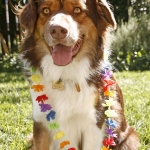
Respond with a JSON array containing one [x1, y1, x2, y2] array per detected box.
[[0, 71, 150, 150], [0, 72, 32, 150], [115, 71, 150, 150]]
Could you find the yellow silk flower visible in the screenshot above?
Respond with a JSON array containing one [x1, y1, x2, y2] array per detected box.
[[53, 131, 65, 140], [30, 74, 41, 83], [101, 146, 112, 150]]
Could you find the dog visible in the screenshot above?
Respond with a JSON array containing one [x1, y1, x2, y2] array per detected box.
[[17, 0, 140, 149]]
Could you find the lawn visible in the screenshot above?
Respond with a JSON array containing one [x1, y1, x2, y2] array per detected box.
[[0, 71, 150, 150]]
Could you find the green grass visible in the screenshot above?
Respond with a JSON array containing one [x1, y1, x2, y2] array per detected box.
[[0, 71, 150, 150], [115, 71, 150, 150], [0, 72, 32, 150]]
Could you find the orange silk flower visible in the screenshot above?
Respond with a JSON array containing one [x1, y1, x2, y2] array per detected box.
[[31, 84, 44, 92]]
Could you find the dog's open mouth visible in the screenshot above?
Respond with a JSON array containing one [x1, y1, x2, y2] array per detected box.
[[50, 38, 83, 66]]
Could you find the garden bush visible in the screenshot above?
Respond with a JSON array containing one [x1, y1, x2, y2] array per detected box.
[[0, 53, 22, 72], [112, 8, 150, 71]]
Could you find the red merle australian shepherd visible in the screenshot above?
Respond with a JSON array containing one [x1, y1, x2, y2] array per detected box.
[[17, 0, 140, 149]]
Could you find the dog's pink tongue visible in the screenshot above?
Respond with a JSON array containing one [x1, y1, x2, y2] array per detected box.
[[52, 44, 72, 66]]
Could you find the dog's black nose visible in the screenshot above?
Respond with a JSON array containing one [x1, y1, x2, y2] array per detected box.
[[50, 25, 68, 40]]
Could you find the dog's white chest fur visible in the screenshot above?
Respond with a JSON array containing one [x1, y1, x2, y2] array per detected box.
[[30, 55, 105, 150]]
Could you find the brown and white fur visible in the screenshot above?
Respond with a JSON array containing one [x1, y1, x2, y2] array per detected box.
[[17, 0, 140, 149]]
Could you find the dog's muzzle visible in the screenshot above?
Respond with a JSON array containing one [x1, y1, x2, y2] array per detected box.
[[44, 13, 83, 66]]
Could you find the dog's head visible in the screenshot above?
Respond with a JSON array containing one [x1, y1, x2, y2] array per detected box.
[[19, 0, 116, 67]]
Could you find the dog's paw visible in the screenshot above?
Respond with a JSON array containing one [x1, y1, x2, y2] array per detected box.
[[27, 133, 34, 150]]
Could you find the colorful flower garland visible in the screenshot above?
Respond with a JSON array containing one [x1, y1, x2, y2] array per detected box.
[[101, 67, 118, 150], [30, 67, 76, 150], [30, 66, 118, 150]]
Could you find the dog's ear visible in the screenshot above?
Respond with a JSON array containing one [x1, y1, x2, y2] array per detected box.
[[19, 0, 38, 34], [97, 0, 116, 29], [86, 0, 116, 31]]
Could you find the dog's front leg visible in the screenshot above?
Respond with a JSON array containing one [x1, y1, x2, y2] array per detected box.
[[82, 123, 105, 150], [32, 121, 51, 150]]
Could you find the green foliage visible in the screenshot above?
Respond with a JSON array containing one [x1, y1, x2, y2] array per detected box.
[[0, 0, 4, 15], [111, 0, 149, 23], [0, 71, 150, 149], [0, 53, 22, 72], [111, 0, 129, 23], [112, 9, 150, 71], [131, 0, 149, 17]]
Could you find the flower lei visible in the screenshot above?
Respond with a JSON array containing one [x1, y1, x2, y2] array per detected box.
[[30, 67, 76, 150], [101, 67, 118, 150], [30, 66, 118, 150]]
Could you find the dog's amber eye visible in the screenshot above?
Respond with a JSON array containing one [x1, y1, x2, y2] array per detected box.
[[43, 8, 50, 14], [74, 7, 81, 14]]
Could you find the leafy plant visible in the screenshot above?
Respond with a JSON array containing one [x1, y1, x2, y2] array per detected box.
[[112, 8, 150, 71], [0, 53, 22, 72]]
